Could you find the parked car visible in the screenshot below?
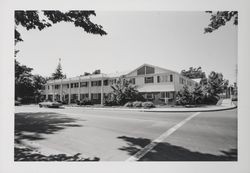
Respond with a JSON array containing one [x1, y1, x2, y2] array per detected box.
[[38, 101, 62, 108]]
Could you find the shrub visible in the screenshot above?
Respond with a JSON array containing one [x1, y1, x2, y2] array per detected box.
[[104, 95, 119, 106], [104, 99, 119, 106], [124, 102, 133, 107], [142, 101, 155, 109], [77, 98, 93, 105], [133, 101, 142, 107]]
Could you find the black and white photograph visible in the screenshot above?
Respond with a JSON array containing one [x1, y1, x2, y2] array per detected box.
[[1, 0, 250, 172], [13, 10, 238, 162]]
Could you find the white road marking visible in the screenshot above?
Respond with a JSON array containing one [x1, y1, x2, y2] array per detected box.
[[125, 112, 201, 161]]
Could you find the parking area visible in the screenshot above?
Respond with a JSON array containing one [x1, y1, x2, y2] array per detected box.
[[15, 105, 237, 161]]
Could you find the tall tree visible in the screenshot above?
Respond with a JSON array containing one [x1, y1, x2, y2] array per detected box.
[[33, 74, 47, 102], [176, 85, 193, 105], [51, 59, 66, 80], [15, 10, 107, 44], [105, 78, 144, 105], [204, 11, 238, 33], [15, 60, 35, 101], [205, 71, 229, 103], [15, 60, 49, 103], [181, 67, 206, 79], [192, 84, 205, 105]]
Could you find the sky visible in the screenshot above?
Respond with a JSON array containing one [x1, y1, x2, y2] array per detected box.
[[15, 11, 237, 84]]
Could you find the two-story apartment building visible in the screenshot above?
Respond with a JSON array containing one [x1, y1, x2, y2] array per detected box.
[[43, 64, 197, 105]]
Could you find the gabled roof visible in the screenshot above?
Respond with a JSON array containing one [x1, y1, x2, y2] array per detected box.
[[126, 63, 180, 76]]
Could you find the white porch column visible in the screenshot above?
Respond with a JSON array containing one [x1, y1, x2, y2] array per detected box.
[[52, 80, 55, 102], [68, 79, 71, 104], [88, 76, 91, 100], [45, 84, 48, 100], [60, 79, 63, 101], [101, 75, 104, 106], [78, 76, 81, 101]]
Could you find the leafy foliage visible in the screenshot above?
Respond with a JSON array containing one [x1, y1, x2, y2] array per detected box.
[[192, 84, 205, 105], [176, 85, 193, 105], [181, 67, 206, 79], [104, 78, 144, 106], [15, 60, 47, 103], [204, 11, 238, 33], [15, 10, 107, 44], [15, 147, 99, 161], [15, 60, 35, 101], [177, 71, 228, 105], [181, 67, 208, 85], [92, 69, 101, 75], [142, 102, 155, 109], [77, 98, 93, 105], [132, 101, 143, 108], [205, 71, 228, 102]]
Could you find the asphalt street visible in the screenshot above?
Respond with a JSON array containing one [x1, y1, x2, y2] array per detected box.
[[15, 105, 237, 161]]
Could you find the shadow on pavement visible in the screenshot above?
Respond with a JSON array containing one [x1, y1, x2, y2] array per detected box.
[[15, 112, 100, 161], [15, 112, 83, 143], [118, 136, 237, 161], [15, 147, 100, 161]]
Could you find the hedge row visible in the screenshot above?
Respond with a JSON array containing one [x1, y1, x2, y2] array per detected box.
[[124, 101, 155, 109]]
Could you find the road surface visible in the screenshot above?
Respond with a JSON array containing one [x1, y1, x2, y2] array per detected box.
[[15, 105, 237, 161]]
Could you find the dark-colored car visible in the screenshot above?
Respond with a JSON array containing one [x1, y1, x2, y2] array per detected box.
[[38, 101, 62, 108]]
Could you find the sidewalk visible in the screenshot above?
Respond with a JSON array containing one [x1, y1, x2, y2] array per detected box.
[[66, 99, 237, 113]]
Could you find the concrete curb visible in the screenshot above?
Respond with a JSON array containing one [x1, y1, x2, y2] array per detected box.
[[142, 105, 237, 113], [64, 105, 237, 113]]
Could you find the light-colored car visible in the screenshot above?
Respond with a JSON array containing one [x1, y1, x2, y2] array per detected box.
[[38, 101, 62, 108]]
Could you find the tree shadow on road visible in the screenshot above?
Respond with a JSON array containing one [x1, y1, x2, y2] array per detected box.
[[15, 147, 100, 161], [117, 136, 237, 161], [15, 112, 83, 144], [15, 112, 100, 161]]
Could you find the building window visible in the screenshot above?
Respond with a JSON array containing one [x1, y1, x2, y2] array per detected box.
[[137, 66, 146, 75], [146, 66, 155, 74], [71, 83, 74, 88], [157, 76, 160, 83], [129, 78, 135, 84], [80, 82, 88, 87], [170, 74, 173, 82], [80, 93, 89, 100], [109, 79, 117, 85], [160, 92, 171, 98], [91, 80, 101, 86], [137, 66, 155, 75], [66, 84, 69, 88], [103, 80, 109, 86], [48, 85, 50, 90], [144, 76, 154, 84], [157, 75, 172, 83], [55, 85, 60, 89], [74, 83, 79, 88], [71, 94, 78, 103], [92, 93, 100, 100], [146, 93, 154, 100]]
